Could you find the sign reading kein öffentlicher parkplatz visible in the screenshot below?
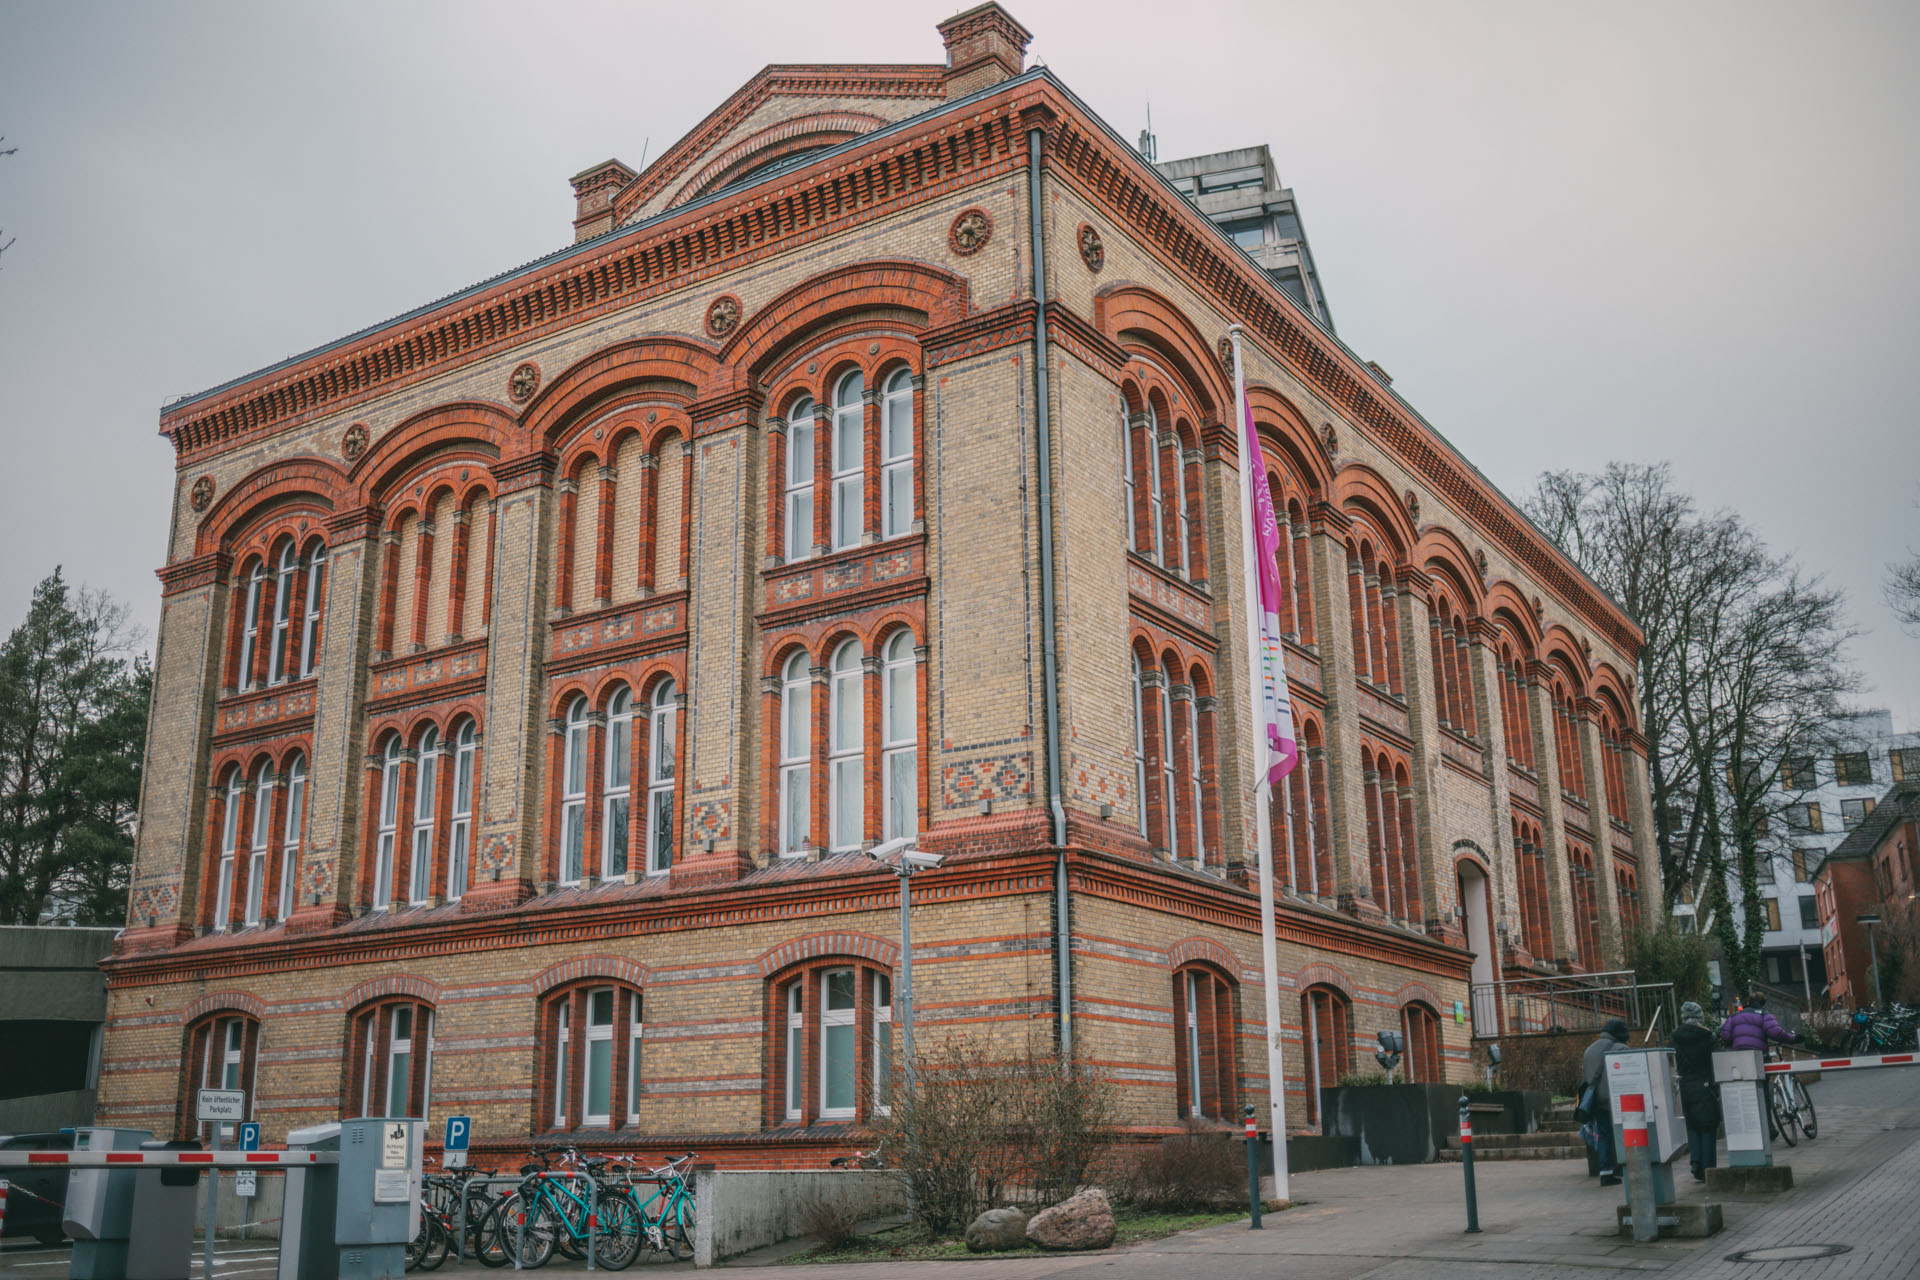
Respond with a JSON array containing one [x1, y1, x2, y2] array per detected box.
[[196, 1089, 246, 1123]]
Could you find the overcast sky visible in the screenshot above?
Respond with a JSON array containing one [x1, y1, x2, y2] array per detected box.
[[1, 1, 1915, 723]]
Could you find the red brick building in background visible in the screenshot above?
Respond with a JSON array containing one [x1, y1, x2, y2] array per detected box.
[[1814, 781, 1920, 1007], [100, 5, 1656, 1162]]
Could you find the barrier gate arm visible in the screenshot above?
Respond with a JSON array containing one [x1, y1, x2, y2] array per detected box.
[[1765, 1051, 1919, 1075], [0, 1150, 336, 1168]]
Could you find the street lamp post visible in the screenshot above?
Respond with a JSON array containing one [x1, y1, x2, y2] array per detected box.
[[868, 836, 942, 1091]]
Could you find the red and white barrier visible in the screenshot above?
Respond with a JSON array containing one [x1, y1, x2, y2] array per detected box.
[[1, 1178, 9, 1236], [1764, 1051, 1919, 1076], [0, 1150, 333, 1169], [1458, 1113, 1473, 1147], [1617, 1092, 1648, 1150]]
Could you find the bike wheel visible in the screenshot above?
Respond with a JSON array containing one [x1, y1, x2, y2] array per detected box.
[[667, 1195, 696, 1262], [472, 1199, 514, 1269], [1795, 1082, 1818, 1140], [591, 1193, 643, 1270], [1767, 1079, 1799, 1147], [520, 1198, 562, 1269], [418, 1214, 452, 1271]]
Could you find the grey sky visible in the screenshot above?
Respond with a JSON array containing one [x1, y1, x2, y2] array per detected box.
[[2, 1, 1915, 722]]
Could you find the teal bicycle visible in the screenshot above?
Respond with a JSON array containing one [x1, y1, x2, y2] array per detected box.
[[476, 1146, 641, 1269], [618, 1151, 699, 1262]]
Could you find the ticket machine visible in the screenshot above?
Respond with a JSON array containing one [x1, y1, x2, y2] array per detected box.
[[61, 1127, 151, 1280]]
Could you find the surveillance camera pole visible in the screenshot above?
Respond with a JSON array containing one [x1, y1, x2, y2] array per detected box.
[[898, 859, 918, 1093]]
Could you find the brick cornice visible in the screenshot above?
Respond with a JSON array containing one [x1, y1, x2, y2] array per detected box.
[[922, 300, 1036, 368], [157, 552, 231, 597]]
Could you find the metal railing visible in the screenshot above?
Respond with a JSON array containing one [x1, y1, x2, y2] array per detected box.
[[1468, 970, 1676, 1039]]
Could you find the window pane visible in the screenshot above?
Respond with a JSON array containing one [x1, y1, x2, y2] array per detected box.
[[586, 1040, 612, 1119], [604, 797, 629, 877], [608, 716, 631, 789], [884, 466, 912, 537], [825, 969, 856, 1010], [561, 805, 584, 882], [833, 476, 860, 548], [822, 1023, 854, 1113], [565, 725, 587, 793], [885, 389, 912, 459], [834, 409, 861, 471], [831, 759, 862, 848], [649, 790, 673, 870], [789, 419, 814, 483], [787, 493, 813, 559], [886, 750, 917, 840], [886, 661, 914, 741], [784, 684, 810, 760], [782, 767, 810, 853], [388, 1050, 410, 1116], [415, 753, 436, 817]]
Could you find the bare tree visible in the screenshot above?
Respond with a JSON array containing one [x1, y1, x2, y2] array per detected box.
[[1888, 553, 1920, 635]]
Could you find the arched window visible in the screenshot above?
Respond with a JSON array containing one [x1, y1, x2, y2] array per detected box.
[[785, 397, 816, 561], [235, 561, 266, 690], [779, 653, 811, 857], [268, 542, 297, 685], [181, 1013, 257, 1140], [1183, 681, 1206, 865], [1180, 434, 1205, 580], [447, 721, 477, 900], [1301, 985, 1351, 1126], [278, 754, 306, 921], [1169, 429, 1190, 578], [243, 761, 273, 927], [349, 999, 435, 1120], [1286, 498, 1315, 646], [1499, 640, 1537, 772], [1160, 658, 1180, 861], [1401, 1002, 1442, 1082], [1145, 406, 1165, 563], [408, 727, 439, 905], [1174, 964, 1237, 1120], [646, 680, 678, 874], [1552, 677, 1587, 801], [1131, 655, 1149, 838], [1394, 760, 1423, 923], [559, 697, 588, 886], [830, 371, 864, 552], [603, 687, 634, 880], [541, 983, 643, 1130], [1121, 407, 1137, 549], [213, 769, 244, 931], [372, 736, 403, 910], [881, 633, 917, 841], [829, 640, 864, 852], [299, 547, 327, 679], [881, 368, 914, 539], [770, 961, 893, 1126]]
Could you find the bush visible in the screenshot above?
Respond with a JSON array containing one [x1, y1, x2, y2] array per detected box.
[[1798, 1008, 1853, 1055], [874, 1038, 1113, 1235], [1110, 1120, 1245, 1212], [1629, 921, 1713, 1009], [797, 1196, 866, 1250]]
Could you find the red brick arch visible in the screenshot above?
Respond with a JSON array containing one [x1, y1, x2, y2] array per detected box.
[[717, 260, 970, 389], [532, 954, 651, 996], [184, 990, 268, 1025], [194, 458, 349, 557], [1392, 981, 1445, 1011], [520, 339, 720, 451], [1336, 464, 1420, 562], [757, 931, 901, 978], [344, 973, 445, 1011], [1248, 383, 1334, 497], [670, 110, 890, 208], [1294, 962, 1355, 999], [1095, 284, 1231, 422], [349, 402, 517, 508], [1167, 936, 1241, 978]]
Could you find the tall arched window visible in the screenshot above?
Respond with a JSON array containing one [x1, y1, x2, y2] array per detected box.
[[1131, 655, 1149, 838], [1121, 408, 1137, 549], [646, 680, 677, 874], [881, 369, 914, 539], [1145, 406, 1165, 562], [1499, 641, 1537, 772], [268, 542, 297, 684], [1286, 499, 1316, 646], [235, 561, 266, 690], [770, 961, 893, 1126], [181, 1013, 257, 1141], [1184, 689, 1205, 864], [1174, 964, 1237, 1120], [829, 640, 864, 852], [243, 761, 273, 926], [1159, 658, 1180, 861], [349, 999, 435, 1121], [299, 547, 327, 679], [447, 721, 476, 900], [831, 372, 864, 552], [785, 398, 816, 561], [603, 687, 634, 880], [881, 633, 917, 841], [408, 727, 439, 905], [559, 698, 588, 886], [278, 754, 306, 921], [1169, 428, 1190, 578], [214, 769, 244, 930], [779, 653, 811, 857], [373, 736, 403, 910], [1301, 985, 1351, 1126], [1401, 1002, 1442, 1082], [540, 983, 644, 1130]]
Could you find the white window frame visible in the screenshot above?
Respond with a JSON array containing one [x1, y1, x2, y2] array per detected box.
[[784, 983, 805, 1120], [1186, 696, 1205, 863], [646, 681, 677, 874], [830, 371, 864, 552], [582, 987, 615, 1128], [559, 698, 588, 886], [625, 990, 644, 1124], [211, 1018, 246, 1141], [1160, 674, 1180, 860], [447, 722, 475, 901], [552, 1001, 570, 1127], [236, 563, 265, 689], [603, 687, 633, 880], [299, 549, 326, 679], [779, 654, 811, 857], [1184, 970, 1204, 1119], [828, 640, 864, 853], [214, 772, 243, 931], [881, 633, 916, 843], [873, 971, 893, 1114], [409, 728, 438, 905], [373, 738, 402, 910], [880, 369, 913, 539], [1172, 436, 1190, 578], [819, 968, 857, 1120], [1145, 407, 1164, 564], [386, 1004, 415, 1118], [268, 542, 297, 685], [785, 399, 816, 561], [278, 755, 305, 920], [244, 763, 272, 926], [1121, 408, 1137, 548], [1131, 656, 1149, 837]]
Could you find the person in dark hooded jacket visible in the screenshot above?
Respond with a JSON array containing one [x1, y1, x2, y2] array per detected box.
[[1670, 1001, 1720, 1181], [1581, 1018, 1630, 1185]]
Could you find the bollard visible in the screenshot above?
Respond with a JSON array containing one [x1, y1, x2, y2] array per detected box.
[[1244, 1104, 1263, 1229], [0, 1178, 8, 1238], [1619, 1092, 1656, 1243], [1458, 1095, 1480, 1234]]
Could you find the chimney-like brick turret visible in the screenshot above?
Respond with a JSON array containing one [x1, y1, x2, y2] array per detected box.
[[937, 2, 1033, 99], [570, 159, 639, 243]]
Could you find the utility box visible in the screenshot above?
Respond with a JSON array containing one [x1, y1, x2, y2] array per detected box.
[[1604, 1047, 1685, 1162], [279, 1122, 342, 1280], [62, 1126, 151, 1280], [1713, 1049, 1772, 1166], [126, 1140, 199, 1280], [334, 1118, 421, 1279]]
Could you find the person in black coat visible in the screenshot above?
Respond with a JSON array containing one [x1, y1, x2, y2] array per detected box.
[[1670, 1001, 1721, 1181]]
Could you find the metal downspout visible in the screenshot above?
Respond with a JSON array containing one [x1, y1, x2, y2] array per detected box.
[[1028, 125, 1072, 1059]]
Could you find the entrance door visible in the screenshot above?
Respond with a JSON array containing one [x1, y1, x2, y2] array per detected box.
[[1458, 860, 1497, 1034]]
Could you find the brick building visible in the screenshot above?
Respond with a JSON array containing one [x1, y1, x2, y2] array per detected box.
[[100, 5, 1657, 1160], [1812, 780, 1920, 1008]]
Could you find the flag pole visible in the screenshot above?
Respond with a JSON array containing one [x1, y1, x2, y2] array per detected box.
[[1230, 323, 1290, 1204]]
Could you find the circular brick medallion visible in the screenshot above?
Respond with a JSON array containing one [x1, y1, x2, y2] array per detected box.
[[341, 422, 370, 461], [189, 475, 215, 513], [706, 294, 742, 339], [949, 207, 992, 256], [1078, 223, 1105, 272], [509, 362, 540, 403]]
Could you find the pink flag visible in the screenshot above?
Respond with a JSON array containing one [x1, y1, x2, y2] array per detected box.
[[1243, 400, 1299, 784]]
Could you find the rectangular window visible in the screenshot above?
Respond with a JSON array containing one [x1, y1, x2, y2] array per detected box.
[[552, 1003, 570, 1127], [1792, 848, 1809, 882], [1842, 797, 1875, 829], [881, 377, 913, 539], [829, 658, 863, 852], [447, 734, 473, 900], [784, 984, 805, 1121], [584, 988, 614, 1126], [780, 666, 811, 857], [820, 969, 857, 1119], [278, 766, 305, 921], [1835, 751, 1873, 787], [215, 780, 242, 931], [831, 396, 862, 552], [374, 753, 401, 910], [872, 972, 892, 1114], [560, 716, 587, 885], [646, 693, 676, 874], [785, 410, 816, 561], [1780, 756, 1815, 790], [1799, 896, 1819, 930], [409, 749, 436, 904], [236, 569, 263, 689], [268, 564, 293, 685], [604, 708, 631, 880], [244, 778, 272, 926], [1892, 747, 1920, 782], [1199, 166, 1264, 194], [1222, 217, 1266, 248], [386, 1005, 413, 1118], [1763, 897, 1781, 932], [626, 991, 644, 1125]]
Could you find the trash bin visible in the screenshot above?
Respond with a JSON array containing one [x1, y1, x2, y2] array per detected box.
[[126, 1140, 200, 1280], [62, 1127, 152, 1280], [279, 1122, 341, 1280]]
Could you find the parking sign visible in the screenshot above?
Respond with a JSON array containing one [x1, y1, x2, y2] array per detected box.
[[444, 1115, 471, 1168], [237, 1122, 261, 1152]]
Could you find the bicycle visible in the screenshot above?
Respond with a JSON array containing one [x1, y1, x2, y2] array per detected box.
[[830, 1142, 887, 1169], [406, 1160, 498, 1270], [617, 1150, 699, 1262], [1765, 1048, 1818, 1146], [475, 1146, 641, 1270]]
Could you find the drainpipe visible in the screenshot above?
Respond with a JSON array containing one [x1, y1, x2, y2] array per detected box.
[[1028, 123, 1072, 1059]]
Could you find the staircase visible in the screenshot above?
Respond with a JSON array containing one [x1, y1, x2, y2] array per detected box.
[[1437, 1100, 1585, 1163]]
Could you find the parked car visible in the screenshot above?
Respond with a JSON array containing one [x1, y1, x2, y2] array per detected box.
[[0, 1130, 72, 1246]]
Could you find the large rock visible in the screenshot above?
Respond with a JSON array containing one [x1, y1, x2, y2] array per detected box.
[[1025, 1188, 1115, 1251], [964, 1206, 1029, 1252]]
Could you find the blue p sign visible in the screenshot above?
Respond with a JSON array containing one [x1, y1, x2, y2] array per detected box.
[[237, 1122, 261, 1152], [445, 1115, 471, 1151]]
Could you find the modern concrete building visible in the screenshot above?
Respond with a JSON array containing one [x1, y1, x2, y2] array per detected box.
[[0, 926, 116, 1133], [1154, 146, 1335, 333]]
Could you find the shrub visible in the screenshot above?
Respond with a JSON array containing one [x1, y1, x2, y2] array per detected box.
[[1628, 921, 1713, 1009], [1798, 1008, 1854, 1055], [1110, 1119, 1245, 1212], [797, 1196, 866, 1250]]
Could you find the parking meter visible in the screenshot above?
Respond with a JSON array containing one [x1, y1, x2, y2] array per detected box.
[[62, 1126, 151, 1280]]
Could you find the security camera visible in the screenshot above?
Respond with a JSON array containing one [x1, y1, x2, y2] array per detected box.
[[867, 836, 914, 862], [902, 849, 945, 870]]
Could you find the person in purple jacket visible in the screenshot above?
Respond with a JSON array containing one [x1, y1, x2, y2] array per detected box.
[[1719, 990, 1800, 1052]]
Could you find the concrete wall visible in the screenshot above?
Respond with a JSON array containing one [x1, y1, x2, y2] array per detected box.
[[690, 1167, 904, 1267], [0, 925, 114, 1132]]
